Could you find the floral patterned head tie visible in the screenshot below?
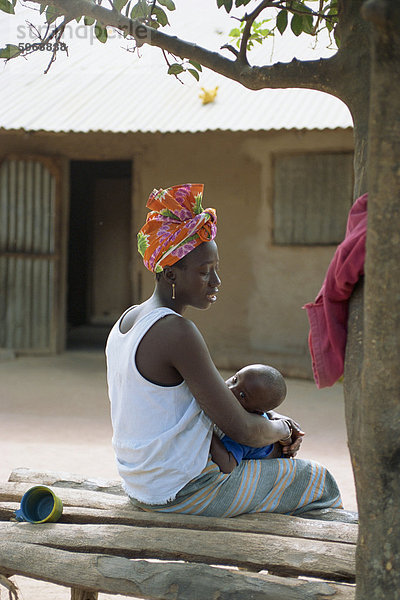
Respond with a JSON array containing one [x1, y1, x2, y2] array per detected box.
[[137, 183, 217, 273]]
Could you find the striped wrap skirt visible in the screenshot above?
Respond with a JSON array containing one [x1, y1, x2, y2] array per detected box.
[[130, 457, 343, 517]]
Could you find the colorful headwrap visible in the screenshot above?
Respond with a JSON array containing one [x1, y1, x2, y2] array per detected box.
[[137, 183, 217, 273]]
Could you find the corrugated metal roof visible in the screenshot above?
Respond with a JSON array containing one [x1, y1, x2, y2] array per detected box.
[[0, 1, 353, 134]]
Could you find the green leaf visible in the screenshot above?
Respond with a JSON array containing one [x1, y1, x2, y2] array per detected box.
[[229, 27, 241, 37], [131, 0, 149, 19], [95, 22, 108, 43], [189, 59, 202, 72], [290, 0, 312, 12], [113, 0, 130, 11], [39, 4, 47, 14], [326, 19, 334, 32], [235, 0, 252, 6], [188, 68, 200, 81], [0, 0, 14, 14], [328, 0, 338, 12], [158, 0, 176, 10], [290, 13, 303, 36], [328, 2, 339, 18], [168, 63, 184, 75], [152, 5, 169, 26], [46, 5, 59, 24], [217, 0, 225, 8], [0, 43, 20, 58], [223, 0, 232, 12], [253, 18, 270, 30], [334, 27, 340, 48], [276, 10, 288, 35], [84, 16, 95, 26], [302, 13, 314, 34]]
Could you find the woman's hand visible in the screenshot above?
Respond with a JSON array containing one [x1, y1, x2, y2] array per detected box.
[[280, 432, 304, 458], [268, 411, 305, 458]]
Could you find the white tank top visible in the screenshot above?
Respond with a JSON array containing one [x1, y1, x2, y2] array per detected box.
[[105, 306, 213, 504]]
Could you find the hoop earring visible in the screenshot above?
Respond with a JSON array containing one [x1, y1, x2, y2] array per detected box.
[[172, 283, 176, 300]]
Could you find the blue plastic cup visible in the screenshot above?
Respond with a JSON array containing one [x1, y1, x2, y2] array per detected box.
[[15, 485, 63, 524]]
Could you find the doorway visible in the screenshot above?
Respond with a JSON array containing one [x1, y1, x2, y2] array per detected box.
[[67, 160, 132, 349]]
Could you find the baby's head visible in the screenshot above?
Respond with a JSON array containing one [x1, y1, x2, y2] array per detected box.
[[225, 364, 286, 415]]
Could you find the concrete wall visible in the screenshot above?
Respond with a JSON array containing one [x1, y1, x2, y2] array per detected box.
[[1, 127, 354, 376]]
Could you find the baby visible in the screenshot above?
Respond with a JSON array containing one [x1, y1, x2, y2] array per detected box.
[[210, 364, 297, 473]]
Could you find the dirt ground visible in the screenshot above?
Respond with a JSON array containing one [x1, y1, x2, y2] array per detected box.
[[1, 351, 357, 600]]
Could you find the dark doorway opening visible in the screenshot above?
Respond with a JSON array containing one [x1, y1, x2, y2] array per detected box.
[[67, 160, 132, 349]]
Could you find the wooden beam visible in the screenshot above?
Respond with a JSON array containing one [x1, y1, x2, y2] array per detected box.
[[0, 522, 355, 581], [0, 541, 355, 600], [0, 501, 357, 545], [6, 468, 358, 523], [0, 483, 131, 510], [297, 509, 358, 524], [8, 468, 124, 496]]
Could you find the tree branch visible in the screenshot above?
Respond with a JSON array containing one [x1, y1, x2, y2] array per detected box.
[[220, 44, 239, 59], [245, 53, 346, 97], [24, 0, 344, 96], [239, 0, 274, 65]]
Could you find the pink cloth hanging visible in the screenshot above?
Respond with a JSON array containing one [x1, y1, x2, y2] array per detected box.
[[303, 193, 368, 388]]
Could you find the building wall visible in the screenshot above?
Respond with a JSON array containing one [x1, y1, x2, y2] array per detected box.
[[0, 127, 354, 376]]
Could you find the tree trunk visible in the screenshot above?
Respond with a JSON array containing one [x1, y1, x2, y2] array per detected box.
[[345, 2, 400, 598]]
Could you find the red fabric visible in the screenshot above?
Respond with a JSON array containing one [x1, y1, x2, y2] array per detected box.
[[303, 193, 368, 388]]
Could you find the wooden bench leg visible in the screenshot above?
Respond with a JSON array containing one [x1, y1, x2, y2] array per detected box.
[[71, 587, 98, 600]]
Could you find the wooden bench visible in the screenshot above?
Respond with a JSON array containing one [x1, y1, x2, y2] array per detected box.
[[0, 468, 358, 600]]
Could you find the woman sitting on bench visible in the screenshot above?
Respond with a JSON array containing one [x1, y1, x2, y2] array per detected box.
[[106, 183, 343, 517]]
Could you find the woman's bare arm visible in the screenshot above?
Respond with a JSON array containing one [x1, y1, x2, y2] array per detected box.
[[165, 316, 291, 447]]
